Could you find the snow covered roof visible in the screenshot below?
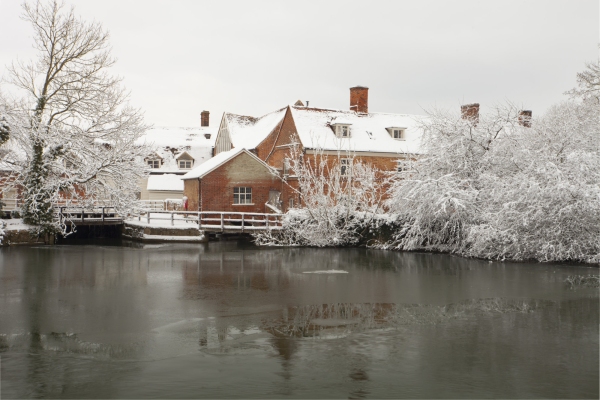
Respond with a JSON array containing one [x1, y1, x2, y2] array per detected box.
[[182, 147, 274, 180], [147, 174, 184, 192], [136, 126, 216, 173], [290, 106, 425, 154], [225, 107, 286, 149]]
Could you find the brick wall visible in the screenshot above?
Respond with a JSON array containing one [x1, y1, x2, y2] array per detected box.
[[196, 151, 281, 213]]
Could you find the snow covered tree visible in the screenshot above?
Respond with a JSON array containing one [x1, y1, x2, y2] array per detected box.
[[387, 62, 600, 263], [3, 0, 149, 236], [254, 142, 392, 247], [566, 52, 600, 104]]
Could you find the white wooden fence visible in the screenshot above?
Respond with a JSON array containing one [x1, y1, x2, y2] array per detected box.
[[135, 211, 283, 232]]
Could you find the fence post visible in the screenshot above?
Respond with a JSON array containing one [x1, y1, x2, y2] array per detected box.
[[241, 213, 244, 232], [171, 212, 174, 226], [266, 215, 269, 229], [197, 212, 201, 229], [101, 207, 105, 223], [147, 210, 150, 224], [81, 208, 85, 223], [221, 213, 224, 231]]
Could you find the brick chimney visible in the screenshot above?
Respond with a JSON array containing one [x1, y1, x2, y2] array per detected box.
[[518, 110, 532, 127], [350, 86, 369, 113], [201, 110, 210, 127], [461, 103, 479, 124]]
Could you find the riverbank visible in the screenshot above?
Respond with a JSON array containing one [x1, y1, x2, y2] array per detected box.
[[0, 219, 47, 246], [0, 218, 208, 246]]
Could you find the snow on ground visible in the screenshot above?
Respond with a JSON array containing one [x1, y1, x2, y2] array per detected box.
[[140, 234, 205, 242], [1, 219, 33, 231]]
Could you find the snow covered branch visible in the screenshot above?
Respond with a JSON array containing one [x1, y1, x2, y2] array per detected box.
[[1, 0, 149, 237]]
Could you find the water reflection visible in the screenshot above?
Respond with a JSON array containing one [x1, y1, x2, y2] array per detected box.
[[0, 242, 598, 399]]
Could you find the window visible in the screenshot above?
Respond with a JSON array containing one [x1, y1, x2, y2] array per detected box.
[[179, 160, 193, 169], [396, 160, 404, 172], [392, 129, 405, 140], [340, 158, 351, 176], [289, 198, 294, 208], [233, 187, 252, 204], [335, 125, 351, 138], [283, 158, 291, 176], [147, 160, 160, 169]]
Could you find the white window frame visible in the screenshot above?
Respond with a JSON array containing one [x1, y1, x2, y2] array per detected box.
[[178, 160, 193, 169], [147, 159, 160, 169], [335, 125, 351, 138], [233, 187, 252, 205], [340, 158, 352, 176], [392, 129, 405, 140]]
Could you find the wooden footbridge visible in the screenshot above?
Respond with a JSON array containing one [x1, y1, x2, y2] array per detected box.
[[132, 211, 283, 232], [55, 207, 282, 232], [2, 199, 283, 233]]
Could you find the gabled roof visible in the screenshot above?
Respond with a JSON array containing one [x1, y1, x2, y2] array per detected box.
[[181, 147, 275, 180], [136, 126, 216, 173], [225, 107, 286, 149], [290, 106, 425, 154]]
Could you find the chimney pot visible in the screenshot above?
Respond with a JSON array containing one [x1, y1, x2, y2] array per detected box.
[[461, 103, 480, 124], [518, 110, 532, 127], [201, 110, 210, 127], [350, 86, 369, 113]]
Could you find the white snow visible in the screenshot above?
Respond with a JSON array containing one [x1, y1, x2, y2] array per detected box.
[[302, 270, 349, 274], [141, 234, 205, 242], [136, 126, 216, 174], [225, 107, 287, 149], [146, 174, 184, 191], [290, 106, 425, 155], [2, 218, 32, 231]]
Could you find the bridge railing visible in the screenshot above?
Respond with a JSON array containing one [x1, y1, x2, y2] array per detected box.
[[134, 211, 283, 231], [57, 206, 122, 224]]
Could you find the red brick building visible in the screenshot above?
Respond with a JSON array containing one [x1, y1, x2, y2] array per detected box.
[[183, 87, 425, 213], [181, 148, 284, 213]]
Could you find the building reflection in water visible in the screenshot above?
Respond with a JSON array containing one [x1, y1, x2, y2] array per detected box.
[[1, 243, 597, 399]]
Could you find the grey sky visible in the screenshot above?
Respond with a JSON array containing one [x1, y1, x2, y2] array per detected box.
[[1, 0, 598, 128]]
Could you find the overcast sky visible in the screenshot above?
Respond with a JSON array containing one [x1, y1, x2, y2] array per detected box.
[[0, 0, 598, 128]]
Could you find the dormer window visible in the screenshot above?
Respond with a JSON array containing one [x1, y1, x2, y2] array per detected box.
[[333, 124, 351, 138], [147, 159, 161, 169], [176, 151, 195, 170], [387, 127, 407, 140], [178, 160, 193, 169]]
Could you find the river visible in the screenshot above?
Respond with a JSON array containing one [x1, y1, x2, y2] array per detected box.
[[0, 240, 598, 398]]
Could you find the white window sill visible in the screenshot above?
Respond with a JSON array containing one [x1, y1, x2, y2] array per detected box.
[[232, 203, 255, 206]]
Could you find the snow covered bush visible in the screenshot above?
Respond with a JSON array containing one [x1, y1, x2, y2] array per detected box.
[[1, 1, 149, 237], [387, 61, 600, 263], [254, 143, 392, 247]]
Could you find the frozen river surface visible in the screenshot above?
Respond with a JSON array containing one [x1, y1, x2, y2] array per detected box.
[[0, 241, 598, 399]]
